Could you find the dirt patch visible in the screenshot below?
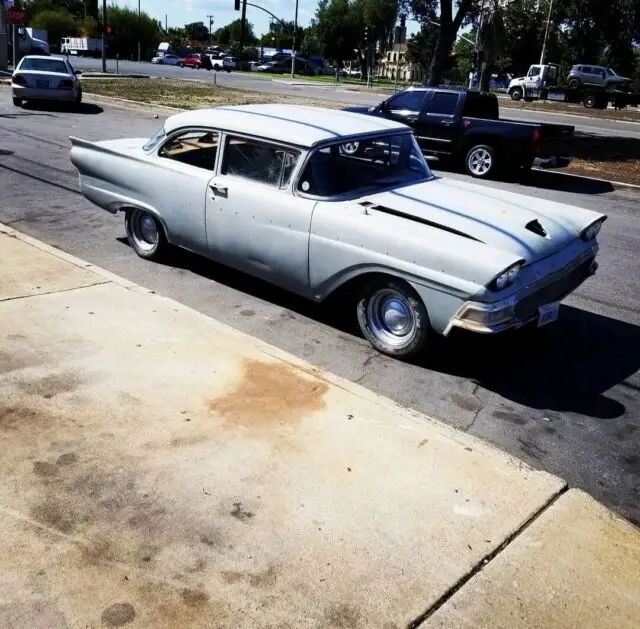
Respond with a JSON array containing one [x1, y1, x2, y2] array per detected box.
[[17, 370, 83, 399], [206, 358, 328, 428], [81, 78, 343, 111], [101, 602, 136, 627]]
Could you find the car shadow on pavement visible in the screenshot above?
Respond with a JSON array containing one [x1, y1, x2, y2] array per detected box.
[[20, 101, 104, 115], [117, 238, 638, 422], [421, 305, 640, 420], [523, 169, 615, 194]]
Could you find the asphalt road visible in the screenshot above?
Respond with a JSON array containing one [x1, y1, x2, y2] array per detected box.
[[0, 90, 639, 524], [62, 56, 640, 139]]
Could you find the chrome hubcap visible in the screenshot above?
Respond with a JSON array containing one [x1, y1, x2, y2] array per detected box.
[[469, 149, 492, 175], [367, 289, 417, 349], [130, 210, 158, 252]]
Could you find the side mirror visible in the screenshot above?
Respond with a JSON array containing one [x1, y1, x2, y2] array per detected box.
[[75, 69, 82, 75], [379, 100, 388, 112]]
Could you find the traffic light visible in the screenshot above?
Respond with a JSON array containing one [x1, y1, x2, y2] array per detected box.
[[234, 0, 240, 10], [364, 25, 369, 41]]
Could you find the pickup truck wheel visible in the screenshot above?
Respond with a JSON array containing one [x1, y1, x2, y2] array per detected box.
[[357, 278, 429, 359], [510, 87, 523, 101], [464, 144, 496, 179], [125, 209, 167, 261]]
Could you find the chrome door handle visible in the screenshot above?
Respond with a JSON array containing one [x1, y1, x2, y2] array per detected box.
[[440, 120, 453, 126], [209, 183, 228, 196]]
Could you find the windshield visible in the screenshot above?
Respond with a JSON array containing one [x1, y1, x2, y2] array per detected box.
[[19, 58, 68, 73], [143, 127, 166, 151], [297, 133, 431, 198]]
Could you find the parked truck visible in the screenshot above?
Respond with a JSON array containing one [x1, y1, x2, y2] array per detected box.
[[61, 36, 103, 58], [508, 64, 640, 110], [344, 86, 574, 180]]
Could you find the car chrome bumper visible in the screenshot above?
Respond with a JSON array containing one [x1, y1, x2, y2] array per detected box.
[[445, 250, 598, 335], [13, 86, 78, 101]]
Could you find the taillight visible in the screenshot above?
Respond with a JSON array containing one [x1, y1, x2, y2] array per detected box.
[[12, 74, 27, 86], [532, 128, 541, 153], [59, 79, 74, 88]]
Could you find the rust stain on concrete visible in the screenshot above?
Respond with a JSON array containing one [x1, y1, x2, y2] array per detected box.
[[207, 359, 328, 428]]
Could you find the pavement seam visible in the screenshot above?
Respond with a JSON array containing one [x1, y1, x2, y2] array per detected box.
[[0, 280, 111, 303], [405, 483, 569, 629]]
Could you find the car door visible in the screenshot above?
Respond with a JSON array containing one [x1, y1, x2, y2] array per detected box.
[[415, 90, 461, 159], [380, 89, 427, 129], [204, 134, 315, 297], [524, 65, 542, 93], [148, 128, 222, 253]]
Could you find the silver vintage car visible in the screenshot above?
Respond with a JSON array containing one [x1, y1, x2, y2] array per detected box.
[[69, 104, 606, 359]]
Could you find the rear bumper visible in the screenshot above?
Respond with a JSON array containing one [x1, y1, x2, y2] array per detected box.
[[12, 86, 78, 101]]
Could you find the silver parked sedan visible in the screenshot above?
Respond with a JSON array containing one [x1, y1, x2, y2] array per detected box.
[[69, 104, 606, 359], [12, 55, 82, 108]]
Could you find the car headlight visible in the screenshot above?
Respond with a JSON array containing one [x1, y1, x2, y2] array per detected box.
[[581, 218, 606, 241], [490, 263, 522, 292]]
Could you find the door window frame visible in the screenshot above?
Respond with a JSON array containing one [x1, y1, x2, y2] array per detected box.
[[155, 126, 223, 174], [385, 89, 428, 114], [218, 132, 304, 191], [423, 89, 460, 119]]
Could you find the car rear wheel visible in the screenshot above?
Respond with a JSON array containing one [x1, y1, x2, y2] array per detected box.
[[178, 62, 184, 68], [568, 78, 580, 90], [464, 144, 496, 179], [510, 87, 523, 101], [356, 278, 429, 359], [125, 209, 167, 261], [12, 97, 22, 107]]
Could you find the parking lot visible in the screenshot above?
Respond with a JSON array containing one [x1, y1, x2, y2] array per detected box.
[[0, 88, 638, 525]]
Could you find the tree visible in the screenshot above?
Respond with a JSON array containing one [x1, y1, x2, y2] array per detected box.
[[406, 0, 477, 86], [101, 5, 162, 60], [315, 0, 356, 68], [405, 23, 439, 74], [31, 10, 77, 50], [478, 0, 505, 91], [214, 19, 257, 46], [185, 22, 210, 42]]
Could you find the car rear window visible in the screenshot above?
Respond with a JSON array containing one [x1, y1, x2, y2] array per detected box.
[[462, 91, 499, 119], [19, 58, 68, 73]]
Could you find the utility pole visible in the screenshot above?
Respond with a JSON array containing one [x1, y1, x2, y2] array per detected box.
[[238, 0, 247, 66], [469, 0, 485, 89], [539, 0, 553, 65], [290, 0, 298, 78], [101, 0, 107, 73], [206, 14, 214, 38], [165, 14, 168, 32], [137, 0, 141, 63]]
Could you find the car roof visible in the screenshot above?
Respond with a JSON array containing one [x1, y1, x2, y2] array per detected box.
[[164, 104, 409, 148], [20, 55, 63, 62]]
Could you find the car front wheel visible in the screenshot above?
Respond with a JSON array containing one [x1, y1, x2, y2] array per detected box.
[[509, 87, 523, 101], [464, 144, 496, 178], [356, 278, 429, 359], [12, 96, 22, 107], [125, 209, 168, 261]]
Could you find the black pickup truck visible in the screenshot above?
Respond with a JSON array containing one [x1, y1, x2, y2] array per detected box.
[[344, 87, 574, 180]]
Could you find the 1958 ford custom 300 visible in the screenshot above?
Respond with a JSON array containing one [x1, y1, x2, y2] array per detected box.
[[69, 104, 606, 359]]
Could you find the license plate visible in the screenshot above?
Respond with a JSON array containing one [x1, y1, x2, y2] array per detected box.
[[538, 302, 560, 327], [36, 80, 49, 89], [547, 92, 565, 101]]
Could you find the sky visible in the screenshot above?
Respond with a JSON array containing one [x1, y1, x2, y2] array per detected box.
[[116, 0, 421, 41]]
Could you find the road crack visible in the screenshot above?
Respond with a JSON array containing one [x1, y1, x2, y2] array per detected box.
[[464, 382, 484, 431]]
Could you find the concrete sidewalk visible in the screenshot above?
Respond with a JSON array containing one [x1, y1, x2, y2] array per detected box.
[[0, 223, 638, 629]]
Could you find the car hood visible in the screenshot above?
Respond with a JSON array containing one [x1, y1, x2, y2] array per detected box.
[[364, 177, 605, 263]]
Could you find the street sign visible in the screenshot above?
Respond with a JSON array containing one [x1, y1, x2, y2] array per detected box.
[[7, 5, 26, 25]]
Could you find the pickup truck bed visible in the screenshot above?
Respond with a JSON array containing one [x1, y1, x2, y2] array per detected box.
[[344, 87, 574, 180]]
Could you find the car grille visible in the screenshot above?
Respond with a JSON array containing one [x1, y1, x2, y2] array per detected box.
[[514, 257, 595, 321]]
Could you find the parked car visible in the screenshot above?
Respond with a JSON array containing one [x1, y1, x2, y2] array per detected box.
[[11, 55, 82, 108], [344, 87, 574, 180], [151, 53, 183, 66], [69, 104, 606, 359], [567, 65, 631, 92], [210, 56, 235, 72], [181, 54, 210, 69]]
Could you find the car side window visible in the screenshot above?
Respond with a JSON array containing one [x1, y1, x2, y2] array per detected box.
[[158, 129, 220, 171], [387, 90, 426, 112], [221, 136, 300, 189], [427, 92, 459, 116]]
